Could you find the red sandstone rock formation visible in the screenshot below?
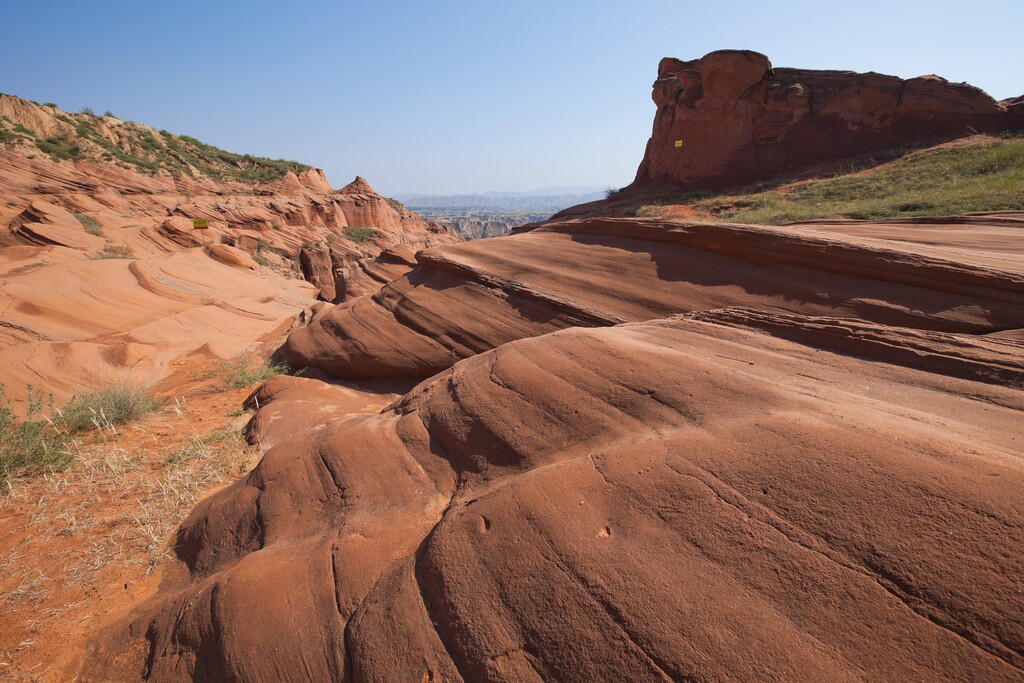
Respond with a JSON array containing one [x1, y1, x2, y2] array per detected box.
[[81, 311, 1024, 681], [0, 95, 455, 410], [43, 59, 1023, 682], [632, 50, 1024, 191], [280, 215, 1024, 379]]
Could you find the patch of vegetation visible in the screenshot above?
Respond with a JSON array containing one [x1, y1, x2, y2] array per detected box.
[[0, 386, 71, 483], [7, 262, 46, 276], [171, 134, 310, 183], [163, 425, 252, 475], [325, 232, 337, 245], [343, 226, 379, 243], [74, 213, 103, 235], [55, 383, 159, 433], [12, 123, 31, 135], [640, 135, 1024, 224], [34, 136, 83, 162], [93, 245, 135, 259], [0, 128, 17, 145], [384, 197, 405, 212], [8, 101, 311, 182], [205, 354, 292, 390]]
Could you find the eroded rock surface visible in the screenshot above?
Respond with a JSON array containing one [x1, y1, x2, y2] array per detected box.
[[281, 215, 1024, 379], [82, 312, 1024, 681]]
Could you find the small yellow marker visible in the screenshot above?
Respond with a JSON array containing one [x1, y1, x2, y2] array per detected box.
[[192, 219, 209, 245], [674, 140, 683, 148]]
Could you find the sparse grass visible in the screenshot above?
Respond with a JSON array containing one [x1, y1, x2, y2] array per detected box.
[[92, 245, 135, 259], [7, 261, 46, 275], [343, 226, 379, 243], [74, 213, 102, 235], [384, 197, 405, 212], [637, 135, 1024, 224], [55, 382, 159, 433], [205, 354, 291, 389], [164, 426, 251, 473], [0, 386, 71, 484]]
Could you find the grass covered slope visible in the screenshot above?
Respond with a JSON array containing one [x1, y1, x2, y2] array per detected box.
[[0, 93, 310, 183], [635, 135, 1024, 224]]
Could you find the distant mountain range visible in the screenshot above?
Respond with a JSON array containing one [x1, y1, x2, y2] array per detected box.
[[394, 187, 607, 213]]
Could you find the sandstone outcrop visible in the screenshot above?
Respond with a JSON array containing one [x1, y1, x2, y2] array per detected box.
[[281, 214, 1024, 379], [299, 243, 336, 300], [632, 50, 1024, 191], [334, 244, 419, 302], [82, 312, 1024, 681]]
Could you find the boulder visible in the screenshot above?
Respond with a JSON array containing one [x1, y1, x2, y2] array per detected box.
[[207, 243, 258, 270]]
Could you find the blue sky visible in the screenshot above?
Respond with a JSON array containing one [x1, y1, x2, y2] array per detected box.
[[1, 0, 1021, 194]]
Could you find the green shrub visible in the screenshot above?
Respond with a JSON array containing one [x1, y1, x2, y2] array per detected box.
[[93, 245, 135, 259], [56, 382, 159, 433], [205, 354, 291, 389], [35, 136, 83, 162], [343, 226, 379, 243], [0, 385, 71, 483], [74, 213, 103, 235]]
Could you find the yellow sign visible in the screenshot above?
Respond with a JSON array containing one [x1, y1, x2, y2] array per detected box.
[[192, 219, 209, 229], [674, 140, 683, 148]]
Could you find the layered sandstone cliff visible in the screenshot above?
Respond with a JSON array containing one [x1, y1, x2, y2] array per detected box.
[[0, 95, 455, 411], [632, 49, 1023, 191]]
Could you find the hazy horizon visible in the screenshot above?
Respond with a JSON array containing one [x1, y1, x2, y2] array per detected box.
[[2, 0, 1021, 195]]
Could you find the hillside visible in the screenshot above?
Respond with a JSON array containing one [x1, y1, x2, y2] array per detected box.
[[585, 134, 1024, 224], [0, 94, 310, 183]]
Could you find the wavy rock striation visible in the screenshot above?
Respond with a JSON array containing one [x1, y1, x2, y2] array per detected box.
[[281, 215, 1024, 379], [82, 313, 1024, 681]]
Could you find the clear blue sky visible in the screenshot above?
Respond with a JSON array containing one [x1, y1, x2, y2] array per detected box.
[[1, 0, 1021, 195]]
